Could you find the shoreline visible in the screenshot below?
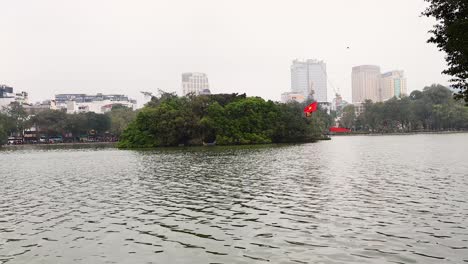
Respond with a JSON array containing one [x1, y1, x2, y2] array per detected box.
[[1, 142, 117, 150], [2, 131, 466, 149], [330, 130, 468, 136]]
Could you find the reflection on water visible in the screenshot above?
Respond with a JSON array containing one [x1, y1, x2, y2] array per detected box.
[[1, 134, 468, 263]]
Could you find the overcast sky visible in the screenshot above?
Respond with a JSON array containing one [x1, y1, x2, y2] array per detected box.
[[1, 0, 449, 105]]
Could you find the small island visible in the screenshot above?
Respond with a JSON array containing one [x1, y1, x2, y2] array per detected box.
[[118, 93, 332, 148]]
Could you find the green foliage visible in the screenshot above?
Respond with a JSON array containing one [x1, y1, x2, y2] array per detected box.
[[0, 124, 6, 146], [340, 105, 356, 129], [353, 84, 468, 132], [0, 108, 21, 145], [28, 110, 68, 135], [118, 94, 328, 148], [423, 0, 468, 102], [106, 106, 137, 136], [0, 114, 8, 146], [28, 110, 111, 137], [3, 102, 27, 135]]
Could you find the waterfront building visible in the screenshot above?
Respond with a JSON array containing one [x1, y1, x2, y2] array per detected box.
[[0, 85, 29, 109], [291, 59, 328, 102], [182, 72, 210, 96], [281, 92, 306, 103], [380, 71, 407, 101], [55, 93, 137, 114], [352, 65, 381, 103]]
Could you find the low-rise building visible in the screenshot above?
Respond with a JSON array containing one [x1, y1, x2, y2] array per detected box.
[[281, 92, 306, 103], [199, 88, 212, 95], [0, 85, 29, 109], [55, 93, 137, 114], [24, 100, 58, 114]]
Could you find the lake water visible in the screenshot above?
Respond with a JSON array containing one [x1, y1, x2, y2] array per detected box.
[[1, 134, 468, 263]]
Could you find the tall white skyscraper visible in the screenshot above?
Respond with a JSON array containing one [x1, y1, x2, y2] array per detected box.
[[290, 59, 328, 102], [182, 72, 210, 96]]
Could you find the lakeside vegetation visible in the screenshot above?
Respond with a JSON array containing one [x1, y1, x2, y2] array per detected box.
[[2, 84, 468, 148], [340, 85, 468, 132], [0, 104, 136, 145], [423, 0, 468, 103], [118, 93, 332, 148]]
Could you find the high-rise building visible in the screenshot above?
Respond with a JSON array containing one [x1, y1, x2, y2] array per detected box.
[[182, 72, 210, 96], [352, 65, 381, 103], [291, 59, 328, 102], [380, 71, 407, 101]]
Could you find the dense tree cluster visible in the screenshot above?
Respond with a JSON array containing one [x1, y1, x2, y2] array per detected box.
[[0, 113, 10, 145], [28, 110, 111, 138], [340, 85, 468, 132], [0, 103, 27, 145], [118, 93, 331, 148], [0, 105, 136, 145], [423, 0, 468, 102]]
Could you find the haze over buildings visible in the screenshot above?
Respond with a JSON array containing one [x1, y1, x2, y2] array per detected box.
[[352, 66, 407, 103], [1, 86, 137, 115], [0, 0, 449, 104]]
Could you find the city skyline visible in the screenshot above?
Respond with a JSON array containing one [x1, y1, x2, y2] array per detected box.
[[352, 66, 408, 103], [1, 0, 449, 105], [2, 61, 410, 106]]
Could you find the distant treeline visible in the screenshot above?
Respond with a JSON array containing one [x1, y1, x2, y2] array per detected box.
[[0, 104, 136, 144], [340, 85, 468, 132], [118, 93, 332, 148], [2, 84, 466, 147]]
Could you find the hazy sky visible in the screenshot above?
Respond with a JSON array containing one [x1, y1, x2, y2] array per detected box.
[[1, 0, 449, 105]]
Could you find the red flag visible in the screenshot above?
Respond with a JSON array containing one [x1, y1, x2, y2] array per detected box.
[[304, 102, 318, 114], [329, 127, 351, 133]]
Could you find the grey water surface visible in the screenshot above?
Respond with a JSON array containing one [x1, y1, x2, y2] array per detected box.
[[1, 134, 468, 263]]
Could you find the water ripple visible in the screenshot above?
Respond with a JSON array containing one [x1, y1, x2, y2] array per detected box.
[[1, 134, 468, 263]]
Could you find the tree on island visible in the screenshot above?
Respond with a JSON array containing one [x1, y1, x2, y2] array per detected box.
[[423, 0, 468, 103], [118, 93, 329, 148]]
